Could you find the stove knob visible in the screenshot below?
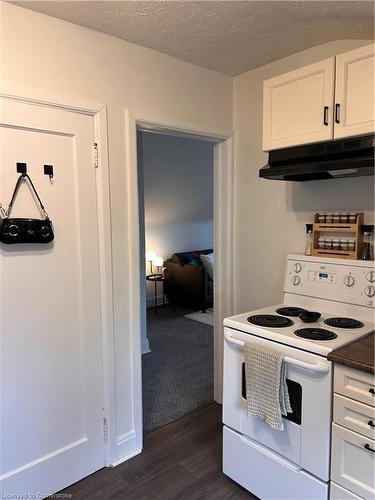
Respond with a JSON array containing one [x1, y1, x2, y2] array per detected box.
[[293, 263, 302, 273], [292, 275, 301, 286], [366, 271, 375, 283], [364, 285, 375, 298], [344, 275, 355, 287]]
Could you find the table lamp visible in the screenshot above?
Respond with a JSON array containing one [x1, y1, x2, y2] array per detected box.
[[146, 250, 156, 274], [152, 256, 163, 277]]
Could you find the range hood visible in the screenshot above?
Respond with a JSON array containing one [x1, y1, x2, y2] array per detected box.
[[259, 134, 375, 181]]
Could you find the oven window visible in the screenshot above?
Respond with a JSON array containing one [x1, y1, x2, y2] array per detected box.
[[241, 362, 302, 425]]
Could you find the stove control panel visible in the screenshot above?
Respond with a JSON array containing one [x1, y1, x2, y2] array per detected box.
[[285, 257, 375, 308], [308, 271, 337, 284]]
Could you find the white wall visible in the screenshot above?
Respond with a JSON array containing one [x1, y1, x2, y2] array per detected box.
[[0, 1, 233, 463], [141, 131, 213, 264], [233, 39, 374, 315]]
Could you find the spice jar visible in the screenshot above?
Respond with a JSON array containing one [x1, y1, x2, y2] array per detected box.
[[348, 212, 357, 224], [348, 239, 355, 252], [333, 212, 340, 224], [332, 239, 340, 251], [340, 239, 348, 251], [318, 213, 326, 223], [318, 237, 325, 249], [305, 224, 313, 256], [324, 238, 332, 250], [360, 225, 374, 261], [340, 212, 348, 224], [326, 212, 333, 224]]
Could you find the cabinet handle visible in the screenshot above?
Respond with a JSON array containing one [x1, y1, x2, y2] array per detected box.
[[323, 106, 329, 126], [369, 388, 375, 395], [364, 443, 375, 452], [368, 420, 375, 428], [335, 103, 340, 124]]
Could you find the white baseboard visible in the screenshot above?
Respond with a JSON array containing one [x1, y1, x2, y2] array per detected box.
[[142, 336, 150, 354], [110, 446, 142, 467], [112, 430, 141, 467]]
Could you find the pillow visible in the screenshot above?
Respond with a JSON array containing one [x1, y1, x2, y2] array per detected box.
[[173, 251, 200, 265], [200, 253, 214, 280], [189, 258, 201, 265]]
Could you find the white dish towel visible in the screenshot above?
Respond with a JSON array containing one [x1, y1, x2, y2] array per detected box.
[[245, 342, 292, 431]]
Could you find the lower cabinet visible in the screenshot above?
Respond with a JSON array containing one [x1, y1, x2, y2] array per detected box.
[[331, 365, 375, 500], [331, 423, 374, 500], [330, 482, 362, 500]]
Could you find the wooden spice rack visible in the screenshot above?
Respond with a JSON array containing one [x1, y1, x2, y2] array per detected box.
[[312, 213, 364, 260]]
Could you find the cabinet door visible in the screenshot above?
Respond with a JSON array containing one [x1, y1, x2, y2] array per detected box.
[[331, 423, 375, 500], [263, 58, 335, 151], [334, 44, 375, 139], [330, 481, 362, 500]]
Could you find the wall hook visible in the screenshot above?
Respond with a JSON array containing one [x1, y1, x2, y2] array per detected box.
[[44, 164, 54, 180], [16, 162, 27, 176]]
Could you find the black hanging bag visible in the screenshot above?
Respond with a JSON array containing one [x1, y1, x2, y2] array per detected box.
[[0, 174, 54, 244]]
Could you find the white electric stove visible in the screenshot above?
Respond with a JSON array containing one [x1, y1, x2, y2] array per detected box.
[[222, 255, 374, 500], [224, 304, 374, 357]]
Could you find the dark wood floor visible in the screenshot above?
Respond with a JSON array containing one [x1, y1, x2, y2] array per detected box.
[[61, 403, 255, 499]]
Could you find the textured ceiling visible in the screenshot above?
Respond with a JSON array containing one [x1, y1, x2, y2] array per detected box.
[[10, 1, 375, 76]]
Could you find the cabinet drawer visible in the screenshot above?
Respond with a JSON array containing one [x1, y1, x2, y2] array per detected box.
[[334, 394, 375, 439], [330, 482, 362, 500], [334, 365, 375, 406], [331, 423, 375, 500], [223, 426, 327, 499]]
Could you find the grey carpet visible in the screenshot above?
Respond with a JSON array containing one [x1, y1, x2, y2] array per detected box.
[[142, 305, 214, 431]]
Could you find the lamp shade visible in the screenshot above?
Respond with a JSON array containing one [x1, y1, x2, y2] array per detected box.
[[146, 251, 156, 261], [153, 256, 163, 267]]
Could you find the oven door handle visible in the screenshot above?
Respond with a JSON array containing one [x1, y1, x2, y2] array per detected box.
[[224, 332, 329, 373]]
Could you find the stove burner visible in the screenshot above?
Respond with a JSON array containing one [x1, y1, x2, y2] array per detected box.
[[247, 314, 294, 328], [324, 317, 364, 329], [276, 307, 306, 317], [294, 328, 337, 341]]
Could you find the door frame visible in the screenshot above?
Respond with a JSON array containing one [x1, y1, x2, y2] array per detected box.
[[0, 83, 115, 466], [124, 108, 234, 455]]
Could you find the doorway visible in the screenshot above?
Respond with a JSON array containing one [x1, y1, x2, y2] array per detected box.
[[122, 109, 233, 461], [138, 130, 215, 430]]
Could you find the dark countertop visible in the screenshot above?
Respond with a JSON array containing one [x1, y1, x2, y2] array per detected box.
[[328, 333, 374, 374]]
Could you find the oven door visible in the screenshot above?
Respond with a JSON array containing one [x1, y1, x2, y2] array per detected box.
[[223, 327, 332, 481]]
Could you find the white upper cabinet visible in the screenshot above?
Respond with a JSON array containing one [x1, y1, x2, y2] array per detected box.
[[334, 44, 375, 139], [263, 44, 375, 151], [263, 58, 335, 151]]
